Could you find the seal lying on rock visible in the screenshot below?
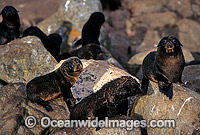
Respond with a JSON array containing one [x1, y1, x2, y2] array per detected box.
[[72, 12, 105, 48], [23, 26, 62, 62], [26, 57, 83, 111], [59, 43, 104, 61], [70, 76, 142, 120], [0, 6, 20, 45], [141, 36, 185, 98]]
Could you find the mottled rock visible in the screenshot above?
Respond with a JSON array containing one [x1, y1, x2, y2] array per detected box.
[[178, 19, 200, 53], [69, 59, 139, 102], [123, 0, 195, 18], [50, 124, 141, 135], [0, 83, 71, 135], [166, 0, 193, 18], [122, 0, 167, 16], [105, 9, 131, 66], [128, 12, 178, 29], [38, 0, 110, 53], [0, 36, 57, 83], [182, 65, 200, 93], [127, 48, 194, 75], [131, 82, 200, 135]]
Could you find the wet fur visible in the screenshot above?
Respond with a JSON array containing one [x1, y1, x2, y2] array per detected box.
[[23, 26, 62, 62], [70, 76, 142, 120], [26, 57, 83, 111], [73, 12, 105, 47], [141, 36, 185, 95], [0, 6, 20, 45]]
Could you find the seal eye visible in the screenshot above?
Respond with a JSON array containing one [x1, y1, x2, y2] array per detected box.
[[68, 64, 74, 73], [172, 40, 177, 44], [162, 40, 167, 46], [69, 64, 74, 69]]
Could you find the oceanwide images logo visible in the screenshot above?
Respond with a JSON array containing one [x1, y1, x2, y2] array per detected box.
[[25, 116, 176, 130]]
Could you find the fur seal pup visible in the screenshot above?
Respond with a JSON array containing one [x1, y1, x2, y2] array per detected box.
[[23, 26, 62, 62], [0, 6, 20, 45], [59, 43, 104, 61], [141, 36, 185, 98], [72, 12, 105, 48], [26, 57, 83, 111], [70, 76, 142, 120]]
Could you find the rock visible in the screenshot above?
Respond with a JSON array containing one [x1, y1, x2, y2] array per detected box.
[[130, 81, 200, 135], [182, 65, 200, 93], [127, 48, 194, 75], [0, 82, 71, 135], [69, 59, 139, 102], [104, 9, 131, 66], [0, 36, 57, 83], [122, 0, 167, 16], [50, 121, 141, 135], [128, 12, 178, 30], [178, 19, 200, 53], [123, 0, 194, 18], [166, 0, 193, 18], [37, 0, 111, 53]]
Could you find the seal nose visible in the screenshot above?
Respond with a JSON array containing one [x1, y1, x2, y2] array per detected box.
[[166, 41, 174, 48], [167, 42, 172, 47]]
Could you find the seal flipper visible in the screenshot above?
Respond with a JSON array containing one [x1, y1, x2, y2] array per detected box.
[[141, 76, 149, 94], [72, 39, 82, 48], [36, 98, 53, 112], [60, 83, 76, 112]]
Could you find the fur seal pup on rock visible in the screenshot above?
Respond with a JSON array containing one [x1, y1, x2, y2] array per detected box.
[[59, 43, 104, 61], [23, 26, 62, 62], [0, 6, 20, 45], [26, 57, 83, 111], [70, 76, 142, 120], [72, 12, 105, 48], [141, 36, 185, 98]]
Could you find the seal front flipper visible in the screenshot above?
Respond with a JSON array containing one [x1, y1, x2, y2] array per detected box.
[[141, 76, 149, 94], [72, 39, 82, 48], [36, 98, 53, 112]]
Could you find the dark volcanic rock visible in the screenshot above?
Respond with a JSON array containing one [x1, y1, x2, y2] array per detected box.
[[131, 82, 200, 135], [0, 83, 70, 135], [0, 36, 57, 83], [38, 0, 111, 53], [182, 65, 200, 93]]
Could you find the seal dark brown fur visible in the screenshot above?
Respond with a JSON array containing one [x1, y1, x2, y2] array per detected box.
[[26, 57, 83, 111], [0, 6, 20, 45], [72, 12, 105, 48], [70, 76, 142, 120], [23, 26, 62, 62], [141, 36, 185, 98], [59, 43, 104, 61]]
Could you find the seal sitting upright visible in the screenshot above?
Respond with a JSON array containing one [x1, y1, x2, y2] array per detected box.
[[26, 57, 83, 111], [72, 12, 105, 48], [141, 36, 185, 99]]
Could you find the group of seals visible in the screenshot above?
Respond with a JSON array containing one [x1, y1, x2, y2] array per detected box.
[[26, 57, 83, 111], [0, 6, 20, 45], [23, 26, 62, 62], [141, 36, 185, 98]]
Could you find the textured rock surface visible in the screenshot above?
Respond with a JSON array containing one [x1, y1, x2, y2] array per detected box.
[[69, 59, 139, 102], [38, 0, 110, 53], [0, 36, 57, 83], [178, 19, 200, 52], [182, 65, 200, 93], [0, 83, 70, 135], [131, 82, 200, 135]]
